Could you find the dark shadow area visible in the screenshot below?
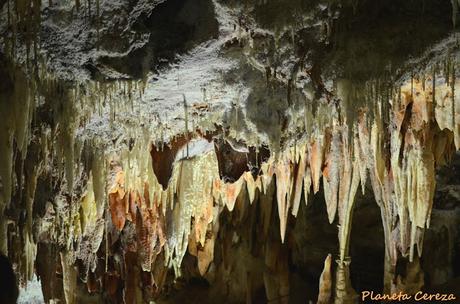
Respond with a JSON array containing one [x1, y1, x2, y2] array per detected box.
[[290, 186, 340, 303], [422, 151, 460, 296], [150, 135, 190, 189], [0, 254, 19, 304], [214, 138, 270, 182], [98, 0, 219, 79], [348, 191, 385, 294], [326, 0, 453, 81]]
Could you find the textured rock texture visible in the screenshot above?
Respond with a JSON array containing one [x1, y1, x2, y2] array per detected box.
[[0, 0, 460, 303]]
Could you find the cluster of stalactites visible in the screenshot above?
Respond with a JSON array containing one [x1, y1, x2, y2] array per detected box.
[[100, 70, 459, 289], [0, 63, 36, 275], [1, 26, 458, 298], [0, 45, 149, 291], [3, 0, 108, 68], [3, 0, 41, 64]]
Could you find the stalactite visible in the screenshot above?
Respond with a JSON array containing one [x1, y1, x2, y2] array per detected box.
[[337, 131, 361, 262], [0, 63, 35, 255], [7, 0, 11, 26], [303, 164, 312, 201], [323, 126, 339, 223], [309, 131, 324, 194], [275, 156, 293, 243], [136, 191, 166, 272], [164, 142, 220, 276], [243, 171, 261, 204], [291, 145, 307, 216], [451, 65, 456, 131], [393, 79, 439, 261], [87, 0, 91, 19], [359, 112, 398, 293], [183, 94, 190, 158], [96, 0, 100, 51], [221, 176, 244, 212], [109, 170, 127, 231]]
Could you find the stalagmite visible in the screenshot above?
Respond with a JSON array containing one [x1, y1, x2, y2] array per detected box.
[[334, 258, 357, 304], [317, 254, 332, 304], [393, 256, 425, 294]]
